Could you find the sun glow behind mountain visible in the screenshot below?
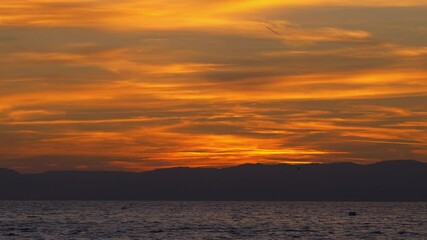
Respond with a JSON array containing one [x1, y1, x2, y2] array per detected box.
[[0, 0, 426, 172]]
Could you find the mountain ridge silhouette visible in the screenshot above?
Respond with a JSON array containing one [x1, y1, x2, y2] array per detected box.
[[0, 160, 426, 201]]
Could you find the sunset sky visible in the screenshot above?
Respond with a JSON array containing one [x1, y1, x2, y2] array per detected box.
[[1, 0, 427, 172]]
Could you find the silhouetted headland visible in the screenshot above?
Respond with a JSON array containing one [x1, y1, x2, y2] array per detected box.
[[0, 160, 426, 201]]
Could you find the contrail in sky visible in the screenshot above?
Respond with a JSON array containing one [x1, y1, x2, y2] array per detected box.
[[266, 26, 282, 37]]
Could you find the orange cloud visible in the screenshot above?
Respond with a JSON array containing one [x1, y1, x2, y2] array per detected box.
[[266, 21, 371, 43], [1, 0, 425, 31], [1, 0, 427, 172]]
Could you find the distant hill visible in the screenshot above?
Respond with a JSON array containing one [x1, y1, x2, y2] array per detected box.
[[0, 160, 426, 201]]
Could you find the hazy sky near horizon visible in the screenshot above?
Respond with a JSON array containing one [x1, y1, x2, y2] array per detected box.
[[1, 0, 427, 172]]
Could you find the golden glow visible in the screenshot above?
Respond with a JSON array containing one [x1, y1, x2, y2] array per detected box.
[[1, 0, 426, 31], [0, 0, 426, 172]]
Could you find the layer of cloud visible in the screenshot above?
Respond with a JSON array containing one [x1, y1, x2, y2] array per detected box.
[[0, 1, 426, 172]]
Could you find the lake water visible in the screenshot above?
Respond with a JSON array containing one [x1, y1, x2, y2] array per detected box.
[[0, 201, 426, 239]]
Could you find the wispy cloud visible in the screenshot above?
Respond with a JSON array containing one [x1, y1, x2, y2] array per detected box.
[[0, 0, 426, 171]]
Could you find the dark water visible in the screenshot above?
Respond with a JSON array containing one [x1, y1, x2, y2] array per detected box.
[[0, 202, 426, 239]]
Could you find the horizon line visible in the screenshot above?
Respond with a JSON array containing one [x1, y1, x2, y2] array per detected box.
[[1, 159, 424, 175]]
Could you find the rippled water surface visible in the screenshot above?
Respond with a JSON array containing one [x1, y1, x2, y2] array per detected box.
[[0, 201, 426, 239]]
